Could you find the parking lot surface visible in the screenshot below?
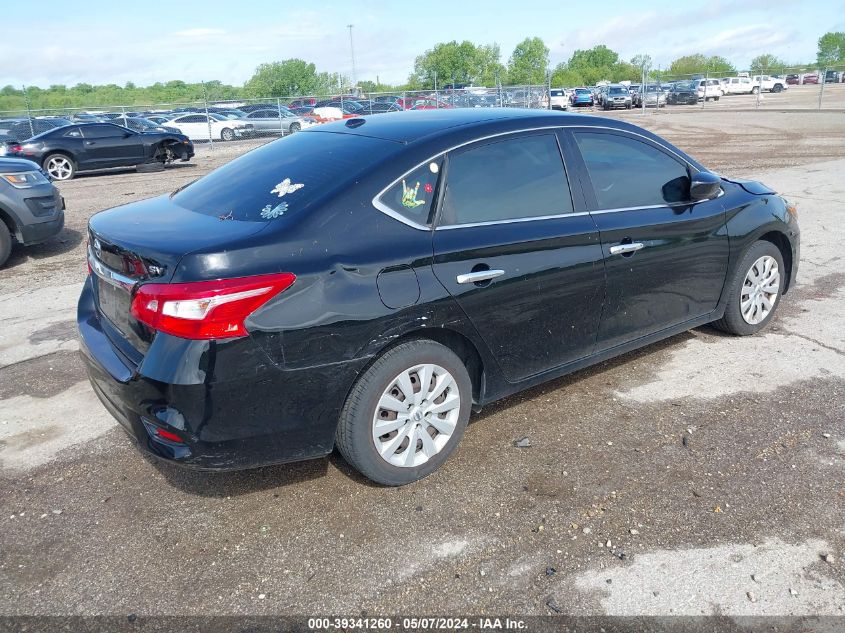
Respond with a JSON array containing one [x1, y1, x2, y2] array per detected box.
[[0, 109, 843, 616]]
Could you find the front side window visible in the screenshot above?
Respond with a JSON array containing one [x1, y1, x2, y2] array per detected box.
[[376, 159, 443, 227], [439, 134, 573, 226], [573, 131, 690, 209]]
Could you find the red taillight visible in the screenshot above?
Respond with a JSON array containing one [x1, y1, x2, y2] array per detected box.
[[9, 144, 22, 153], [130, 272, 296, 340], [154, 428, 184, 443]]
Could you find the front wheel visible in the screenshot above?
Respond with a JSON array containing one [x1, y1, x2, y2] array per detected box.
[[712, 241, 785, 336], [335, 339, 472, 486], [43, 154, 76, 181], [287, 122, 301, 134], [220, 127, 234, 141], [751, 86, 760, 95]]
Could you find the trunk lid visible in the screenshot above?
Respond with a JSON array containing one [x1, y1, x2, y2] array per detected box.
[[88, 195, 270, 359]]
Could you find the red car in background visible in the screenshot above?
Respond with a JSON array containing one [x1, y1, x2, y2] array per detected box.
[[288, 97, 318, 108], [802, 73, 820, 85]]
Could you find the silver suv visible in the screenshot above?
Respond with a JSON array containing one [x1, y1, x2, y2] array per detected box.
[[0, 157, 65, 267]]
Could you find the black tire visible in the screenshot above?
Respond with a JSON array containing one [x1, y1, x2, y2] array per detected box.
[[288, 122, 301, 134], [335, 339, 472, 486], [712, 240, 785, 336], [0, 220, 11, 268], [220, 127, 234, 141], [714, 96, 720, 101], [751, 86, 760, 95], [136, 161, 165, 173], [43, 153, 76, 181], [773, 84, 783, 93]]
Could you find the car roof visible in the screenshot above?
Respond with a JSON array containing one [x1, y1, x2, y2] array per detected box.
[[302, 108, 639, 144]]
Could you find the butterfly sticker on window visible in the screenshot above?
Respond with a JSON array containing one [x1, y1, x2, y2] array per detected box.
[[271, 178, 304, 198], [261, 202, 288, 219]]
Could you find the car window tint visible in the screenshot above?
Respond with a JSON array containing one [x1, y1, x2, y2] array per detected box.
[[573, 132, 690, 209], [440, 134, 572, 225], [82, 124, 122, 138], [377, 159, 443, 226]]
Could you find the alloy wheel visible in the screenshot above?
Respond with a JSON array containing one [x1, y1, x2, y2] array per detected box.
[[740, 255, 780, 325], [45, 156, 73, 180], [372, 363, 461, 468]]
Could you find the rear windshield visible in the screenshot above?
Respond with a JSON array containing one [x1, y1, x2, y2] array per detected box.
[[171, 131, 401, 222]]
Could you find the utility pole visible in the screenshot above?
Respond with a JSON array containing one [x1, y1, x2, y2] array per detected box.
[[347, 24, 357, 93]]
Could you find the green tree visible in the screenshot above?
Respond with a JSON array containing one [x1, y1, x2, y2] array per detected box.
[[476, 43, 507, 86], [750, 54, 787, 74], [817, 32, 845, 66], [630, 54, 652, 72], [566, 45, 621, 84], [550, 63, 583, 87], [668, 54, 735, 77], [508, 37, 549, 84], [244, 59, 322, 97], [413, 40, 489, 87]]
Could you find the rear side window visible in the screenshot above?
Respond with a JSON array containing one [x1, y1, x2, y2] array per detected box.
[[173, 131, 401, 222], [376, 159, 443, 227], [439, 134, 573, 226], [82, 124, 123, 138], [573, 132, 690, 209]]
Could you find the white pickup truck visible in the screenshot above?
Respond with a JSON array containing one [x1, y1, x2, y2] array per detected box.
[[751, 75, 788, 93]]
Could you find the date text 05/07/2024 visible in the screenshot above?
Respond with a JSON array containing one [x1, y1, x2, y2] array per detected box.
[[306, 617, 528, 630]]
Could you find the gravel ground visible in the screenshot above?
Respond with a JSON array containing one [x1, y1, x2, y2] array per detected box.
[[0, 108, 843, 619]]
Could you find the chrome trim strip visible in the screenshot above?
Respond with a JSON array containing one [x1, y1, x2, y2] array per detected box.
[[88, 247, 135, 291], [436, 210, 592, 230], [370, 122, 707, 231]]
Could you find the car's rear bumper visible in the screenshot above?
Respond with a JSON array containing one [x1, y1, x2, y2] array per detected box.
[[77, 275, 367, 471]]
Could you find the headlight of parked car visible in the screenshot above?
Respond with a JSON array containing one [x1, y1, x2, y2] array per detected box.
[[0, 170, 51, 188]]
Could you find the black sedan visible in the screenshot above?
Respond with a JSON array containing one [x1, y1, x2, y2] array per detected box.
[[78, 109, 799, 486], [7, 122, 194, 180]]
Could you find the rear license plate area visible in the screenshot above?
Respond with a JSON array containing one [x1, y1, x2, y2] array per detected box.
[[96, 276, 132, 335]]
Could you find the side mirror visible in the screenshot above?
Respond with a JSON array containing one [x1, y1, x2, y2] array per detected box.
[[690, 171, 721, 201]]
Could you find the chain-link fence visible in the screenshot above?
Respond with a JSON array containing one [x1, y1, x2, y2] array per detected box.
[[2, 65, 844, 148]]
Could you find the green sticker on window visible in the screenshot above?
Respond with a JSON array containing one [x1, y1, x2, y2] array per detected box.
[[401, 180, 426, 208]]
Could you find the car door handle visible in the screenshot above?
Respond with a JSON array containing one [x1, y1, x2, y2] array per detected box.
[[609, 242, 645, 255], [456, 269, 505, 284]]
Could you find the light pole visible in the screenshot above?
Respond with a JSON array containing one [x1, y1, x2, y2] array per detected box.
[[347, 24, 357, 93]]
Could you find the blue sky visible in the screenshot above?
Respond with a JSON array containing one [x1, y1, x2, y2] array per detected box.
[[3, 0, 842, 88]]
